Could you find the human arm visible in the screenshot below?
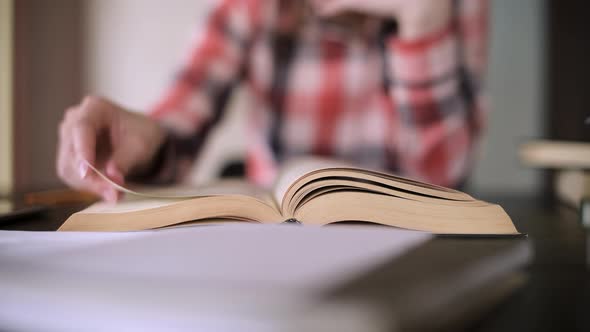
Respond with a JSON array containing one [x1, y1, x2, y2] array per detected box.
[[56, 0, 259, 200], [145, 0, 260, 184]]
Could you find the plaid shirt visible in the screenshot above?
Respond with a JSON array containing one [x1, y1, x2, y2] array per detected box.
[[149, 0, 488, 188]]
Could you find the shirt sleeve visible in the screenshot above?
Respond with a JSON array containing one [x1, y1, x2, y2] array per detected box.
[[142, 0, 260, 184], [385, 0, 489, 188]]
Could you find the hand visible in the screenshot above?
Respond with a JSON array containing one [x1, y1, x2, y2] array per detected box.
[[56, 96, 166, 202], [311, 0, 452, 40]]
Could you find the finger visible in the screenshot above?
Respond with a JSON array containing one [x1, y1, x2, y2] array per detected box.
[[56, 128, 77, 184], [74, 96, 115, 170], [57, 125, 94, 185], [74, 167, 117, 202], [102, 187, 121, 203], [101, 160, 126, 203], [90, 159, 124, 202], [106, 113, 133, 177], [58, 140, 112, 196], [106, 159, 125, 185], [72, 122, 97, 178]]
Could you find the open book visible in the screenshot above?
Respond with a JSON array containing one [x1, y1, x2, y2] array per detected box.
[[59, 158, 519, 234]]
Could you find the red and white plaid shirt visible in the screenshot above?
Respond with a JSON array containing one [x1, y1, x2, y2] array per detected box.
[[149, 0, 488, 188]]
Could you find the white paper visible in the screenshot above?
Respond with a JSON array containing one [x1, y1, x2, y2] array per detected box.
[[0, 224, 430, 331]]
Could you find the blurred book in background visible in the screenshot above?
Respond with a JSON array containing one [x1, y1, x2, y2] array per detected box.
[[519, 140, 590, 169], [554, 170, 590, 208], [520, 140, 590, 224]]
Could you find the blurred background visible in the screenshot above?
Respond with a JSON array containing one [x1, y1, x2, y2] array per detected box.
[[1, 0, 588, 196]]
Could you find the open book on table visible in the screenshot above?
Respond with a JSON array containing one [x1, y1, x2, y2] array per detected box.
[[59, 158, 519, 234]]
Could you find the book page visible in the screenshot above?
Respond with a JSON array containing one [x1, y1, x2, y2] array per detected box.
[[273, 158, 473, 217], [86, 162, 275, 207], [81, 198, 181, 214], [272, 157, 352, 206]]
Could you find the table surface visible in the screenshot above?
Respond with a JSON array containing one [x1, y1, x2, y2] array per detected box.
[[468, 195, 590, 332], [1, 194, 589, 331]]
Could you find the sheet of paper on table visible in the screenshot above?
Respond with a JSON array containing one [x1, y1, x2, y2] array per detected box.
[[0, 223, 431, 332]]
